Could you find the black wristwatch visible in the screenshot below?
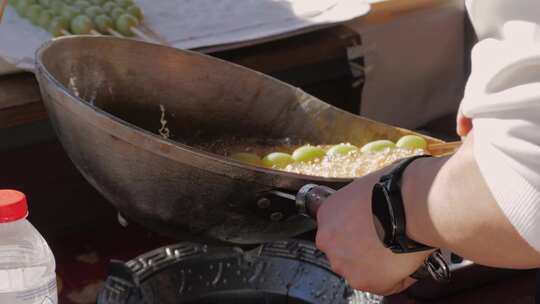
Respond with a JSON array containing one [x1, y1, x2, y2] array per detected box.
[[371, 155, 433, 254]]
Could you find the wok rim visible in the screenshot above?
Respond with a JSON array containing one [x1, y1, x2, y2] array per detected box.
[[35, 36, 355, 185]]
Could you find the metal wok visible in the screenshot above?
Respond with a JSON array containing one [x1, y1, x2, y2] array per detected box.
[[35, 36, 444, 244]]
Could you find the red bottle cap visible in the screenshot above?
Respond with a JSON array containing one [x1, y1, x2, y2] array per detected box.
[[0, 190, 28, 223]]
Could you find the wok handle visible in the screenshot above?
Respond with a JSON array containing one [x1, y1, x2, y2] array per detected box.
[[296, 184, 336, 219]]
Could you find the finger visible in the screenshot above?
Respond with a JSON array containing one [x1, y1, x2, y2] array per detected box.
[[379, 277, 418, 296], [315, 225, 335, 255], [456, 112, 473, 137]]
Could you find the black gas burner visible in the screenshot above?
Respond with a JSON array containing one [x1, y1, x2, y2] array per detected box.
[[97, 240, 383, 304]]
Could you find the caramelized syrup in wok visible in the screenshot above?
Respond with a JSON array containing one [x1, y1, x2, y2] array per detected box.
[[198, 137, 425, 179], [102, 103, 424, 179]]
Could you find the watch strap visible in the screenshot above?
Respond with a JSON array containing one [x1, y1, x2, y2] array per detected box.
[[381, 154, 433, 253]]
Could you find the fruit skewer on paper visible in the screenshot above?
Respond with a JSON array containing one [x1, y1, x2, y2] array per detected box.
[[9, 0, 158, 43]]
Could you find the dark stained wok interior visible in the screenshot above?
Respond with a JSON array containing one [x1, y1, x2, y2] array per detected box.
[[39, 37, 441, 157]]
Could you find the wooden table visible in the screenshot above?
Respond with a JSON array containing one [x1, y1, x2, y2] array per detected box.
[[0, 73, 46, 129]]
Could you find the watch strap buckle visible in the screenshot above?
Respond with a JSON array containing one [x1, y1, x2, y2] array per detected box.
[[410, 250, 450, 283]]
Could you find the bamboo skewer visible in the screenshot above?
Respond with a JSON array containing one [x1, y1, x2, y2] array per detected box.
[[429, 141, 462, 150], [428, 141, 462, 155], [106, 27, 124, 38], [138, 24, 169, 46], [64, 25, 156, 43], [130, 26, 158, 44], [104, 26, 163, 45]]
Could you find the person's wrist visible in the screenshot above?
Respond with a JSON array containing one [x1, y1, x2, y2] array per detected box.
[[401, 156, 447, 248]]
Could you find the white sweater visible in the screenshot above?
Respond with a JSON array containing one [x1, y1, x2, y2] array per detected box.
[[461, 13, 540, 251]]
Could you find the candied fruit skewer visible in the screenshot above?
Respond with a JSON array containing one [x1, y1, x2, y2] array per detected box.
[[92, 4, 155, 42], [103, 1, 161, 43], [228, 135, 433, 176], [7, 1, 69, 35], [94, 14, 123, 37], [70, 12, 152, 41], [106, 13, 159, 43], [8, 0, 158, 44]]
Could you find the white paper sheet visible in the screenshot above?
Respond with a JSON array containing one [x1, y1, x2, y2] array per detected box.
[[0, 0, 370, 71]]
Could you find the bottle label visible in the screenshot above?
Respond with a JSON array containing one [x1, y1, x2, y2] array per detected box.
[[0, 277, 57, 304]]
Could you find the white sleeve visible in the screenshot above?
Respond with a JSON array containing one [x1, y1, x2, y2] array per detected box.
[[460, 35, 540, 251]]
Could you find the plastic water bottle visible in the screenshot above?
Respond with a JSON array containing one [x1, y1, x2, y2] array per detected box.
[[0, 190, 58, 304]]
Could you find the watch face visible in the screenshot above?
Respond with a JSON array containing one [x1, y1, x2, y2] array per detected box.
[[372, 183, 394, 247]]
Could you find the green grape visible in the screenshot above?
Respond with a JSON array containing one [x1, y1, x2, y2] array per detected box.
[[37, 9, 54, 28], [84, 5, 103, 18], [70, 5, 82, 13], [360, 140, 395, 153], [327, 143, 359, 156], [102, 1, 117, 12], [48, 16, 67, 36], [94, 14, 112, 33], [48, 23, 63, 36], [292, 145, 326, 163], [16, 0, 35, 17], [15, 2, 26, 17], [396, 135, 428, 150], [262, 152, 295, 169], [27, 4, 43, 25], [38, 0, 50, 7], [73, 0, 90, 10], [57, 15, 69, 27], [89, 0, 107, 5], [126, 5, 142, 21], [115, 13, 138, 36], [230, 152, 261, 167], [60, 6, 78, 20], [70, 14, 94, 34], [109, 6, 123, 19], [114, 0, 133, 8], [50, 0, 63, 13]]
